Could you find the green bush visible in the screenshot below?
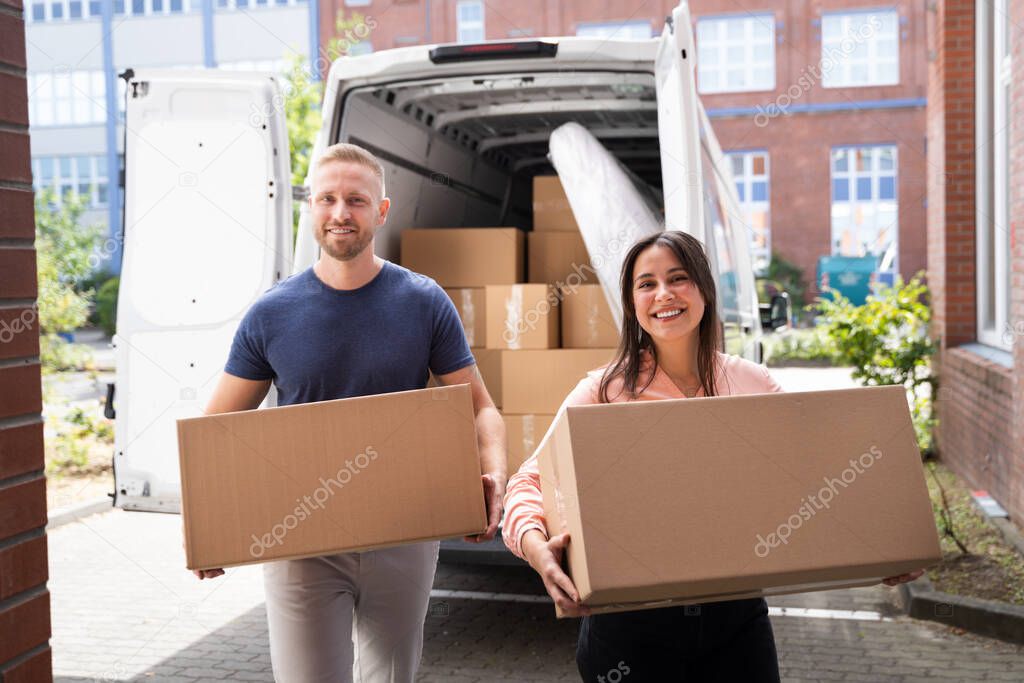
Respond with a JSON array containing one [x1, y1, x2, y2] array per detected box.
[[816, 273, 937, 454], [95, 276, 119, 337]]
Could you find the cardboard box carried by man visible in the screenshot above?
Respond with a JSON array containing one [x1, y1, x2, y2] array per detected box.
[[178, 384, 487, 570]]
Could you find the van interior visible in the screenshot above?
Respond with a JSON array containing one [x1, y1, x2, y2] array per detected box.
[[329, 69, 661, 259]]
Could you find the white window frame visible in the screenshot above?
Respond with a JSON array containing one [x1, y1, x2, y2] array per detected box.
[[829, 145, 899, 268], [725, 150, 771, 275], [821, 9, 899, 88], [575, 21, 652, 40], [696, 13, 775, 94], [456, 0, 485, 44], [976, 0, 1012, 350]]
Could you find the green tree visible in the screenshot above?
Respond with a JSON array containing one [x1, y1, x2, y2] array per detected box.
[[35, 189, 102, 370], [281, 10, 378, 243]]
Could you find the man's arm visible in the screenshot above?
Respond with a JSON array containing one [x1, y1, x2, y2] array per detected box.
[[188, 372, 272, 580], [204, 371, 272, 415], [435, 363, 506, 542]]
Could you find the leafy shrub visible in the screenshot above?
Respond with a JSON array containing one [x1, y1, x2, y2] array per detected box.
[[817, 273, 936, 454]]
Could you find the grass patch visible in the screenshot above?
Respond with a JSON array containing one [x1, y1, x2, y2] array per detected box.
[[925, 461, 1024, 605]]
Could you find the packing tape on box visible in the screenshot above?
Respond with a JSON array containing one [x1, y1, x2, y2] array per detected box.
[[461, 289, 476, 347], [503, 285, 524, 350]]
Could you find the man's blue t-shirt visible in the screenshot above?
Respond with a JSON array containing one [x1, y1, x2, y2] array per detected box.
[[225, 261, 475, 406]]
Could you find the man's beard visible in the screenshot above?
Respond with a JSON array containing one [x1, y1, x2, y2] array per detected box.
[[316, 222, 374, 261]]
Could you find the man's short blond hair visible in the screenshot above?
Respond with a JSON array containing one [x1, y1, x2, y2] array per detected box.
[[314, 142, 386, 198]]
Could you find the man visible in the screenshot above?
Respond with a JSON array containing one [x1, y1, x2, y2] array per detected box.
[[192, 142, 507, 682]]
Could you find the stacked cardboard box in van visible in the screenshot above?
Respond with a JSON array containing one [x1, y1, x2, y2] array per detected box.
[[401, 177, 621, 473]]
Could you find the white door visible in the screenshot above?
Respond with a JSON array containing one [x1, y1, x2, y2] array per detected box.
[[114, 70, 293, 512], [654, 0, 704, 242], [655, 4, 762, 361]]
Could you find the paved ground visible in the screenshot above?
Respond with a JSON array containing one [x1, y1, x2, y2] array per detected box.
[[49, 508, 1024, 682], [47, 360, 1024, 681]]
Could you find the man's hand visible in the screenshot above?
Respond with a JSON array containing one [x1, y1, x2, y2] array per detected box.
[[882, 569, 924, 586], [523, 530, 589, 617], [464, 473, 504, 543]]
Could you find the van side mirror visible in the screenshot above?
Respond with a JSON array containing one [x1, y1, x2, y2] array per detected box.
[[759, 292, 790, 332]]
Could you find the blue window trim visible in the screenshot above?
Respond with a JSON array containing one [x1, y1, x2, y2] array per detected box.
[[706, 97, 925, 118]]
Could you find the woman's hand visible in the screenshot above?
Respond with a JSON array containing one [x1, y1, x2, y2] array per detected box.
[[192, 568, 225, 580], [522, 530, 590, 617], [881, 569, 924, 586]]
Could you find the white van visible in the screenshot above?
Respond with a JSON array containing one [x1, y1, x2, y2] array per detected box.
[[111, 1, 788, 529]]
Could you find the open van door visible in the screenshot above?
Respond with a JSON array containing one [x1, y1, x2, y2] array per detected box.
[[655, 3, 762, 360], [654, 1, 704, 242], [112, 70, 292, 512]]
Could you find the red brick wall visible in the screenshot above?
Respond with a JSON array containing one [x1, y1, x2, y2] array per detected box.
[[0, 0, 52, 680], [928, 0, 1024, 523], [1010, 0, 1024, 522], [711, 107, 927, 291]]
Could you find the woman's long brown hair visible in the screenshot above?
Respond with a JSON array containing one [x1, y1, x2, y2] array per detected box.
[[598, 231, 721, 403]]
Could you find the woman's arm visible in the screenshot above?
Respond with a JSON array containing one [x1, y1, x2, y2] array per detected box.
[[502, 376, 598, 616], [502, 376, 597, 559]]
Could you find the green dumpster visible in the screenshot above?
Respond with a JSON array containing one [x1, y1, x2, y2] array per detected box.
[[816, 255, 876, 306]]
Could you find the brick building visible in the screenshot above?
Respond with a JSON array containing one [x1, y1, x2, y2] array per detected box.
[[928, 0, 1023, 521], [0, 1, 52, 680], [320, 0, 927, 287]]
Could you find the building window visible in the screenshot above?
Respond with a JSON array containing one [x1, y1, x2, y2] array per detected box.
[[575, 21, 652, 40], [28, 69, 108, 126], [456, 0, 484, 43], [821, 10, 899, 88], [32, 155, 109, 209], [725, 150, 771, 275], [976, 0, 1012, 350], [696, 14, 775, 94], [26, 0, 202, 20], [347, 41, 373, 56], [830, 145, 898, 275]]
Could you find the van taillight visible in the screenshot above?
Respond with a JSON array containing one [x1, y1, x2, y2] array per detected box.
[[428, 41, 558, 64]]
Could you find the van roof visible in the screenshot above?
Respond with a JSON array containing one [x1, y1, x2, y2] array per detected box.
[[325, 37, 660, 86]]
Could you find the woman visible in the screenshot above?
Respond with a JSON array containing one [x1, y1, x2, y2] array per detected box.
[[502, 231, 922, 681]]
